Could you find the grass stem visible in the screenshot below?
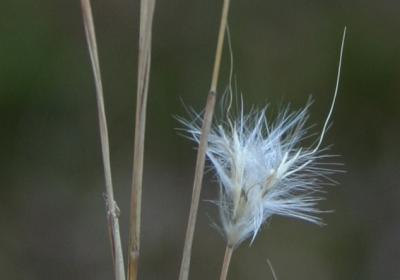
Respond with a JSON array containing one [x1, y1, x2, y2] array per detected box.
[[127, 1, 156, 280], [178, 0, 231, 279], [219, 245, 234, 280], [80, 1, 125, 279]]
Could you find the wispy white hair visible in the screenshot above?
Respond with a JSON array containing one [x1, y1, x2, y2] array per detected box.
[[178, 28, 346, 248]]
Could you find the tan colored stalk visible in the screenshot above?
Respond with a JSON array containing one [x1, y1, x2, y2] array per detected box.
[[219, 245, 234, 280], [128, 1, 156, 280], [80, 1, 125, 280], [178, 0, 231, 279]]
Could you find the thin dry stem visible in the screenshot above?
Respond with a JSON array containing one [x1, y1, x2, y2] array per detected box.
[[267, 259, 278, 280], [128, 1, 156, 280], [178, 0, 231, 279], [80, 1, 125, 280], [219, 245, 234, 280]]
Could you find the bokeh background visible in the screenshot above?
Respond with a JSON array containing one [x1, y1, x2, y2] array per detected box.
[[1, 0, 400, 279]]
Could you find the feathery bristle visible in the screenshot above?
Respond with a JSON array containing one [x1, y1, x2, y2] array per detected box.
[[179, 97, 338, 247], [178, 28, 346, 248]]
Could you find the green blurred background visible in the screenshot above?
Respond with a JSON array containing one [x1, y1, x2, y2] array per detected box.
[[1, 0, 400, 279]]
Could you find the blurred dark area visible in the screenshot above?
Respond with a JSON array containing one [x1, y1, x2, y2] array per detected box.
[[1, 0, 400, 279]]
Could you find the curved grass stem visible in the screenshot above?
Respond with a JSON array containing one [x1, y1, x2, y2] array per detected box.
[[80, 1, 125, 279]]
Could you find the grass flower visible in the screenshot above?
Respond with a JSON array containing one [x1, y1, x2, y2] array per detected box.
[[182, 96, 336, 247], [179, 27, 345, 280]]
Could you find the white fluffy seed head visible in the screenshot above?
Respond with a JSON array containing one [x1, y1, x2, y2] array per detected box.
[[178, 28, 345, 248], [179, 98, 339, 247]]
